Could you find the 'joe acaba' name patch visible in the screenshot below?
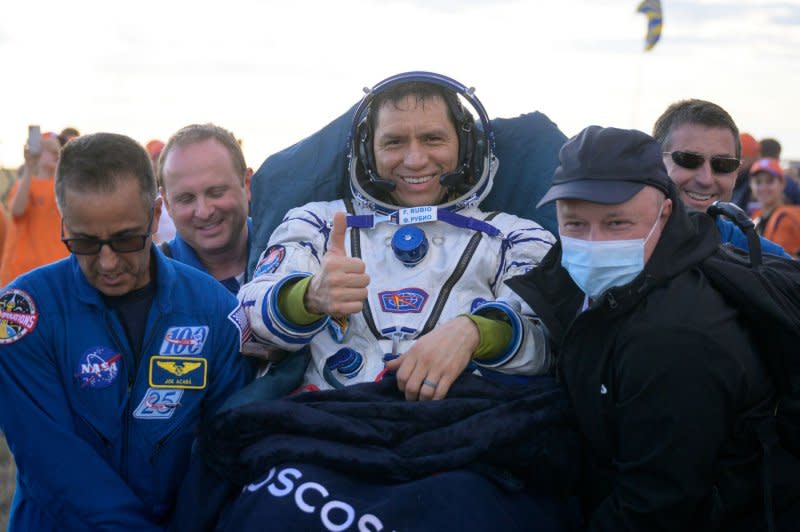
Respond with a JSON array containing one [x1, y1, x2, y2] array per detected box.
[[149, 355, 207, 389]]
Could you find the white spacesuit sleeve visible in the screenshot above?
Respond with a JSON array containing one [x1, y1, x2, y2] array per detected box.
[[238, 203, 337, 351], [473, 215, 556, 374]]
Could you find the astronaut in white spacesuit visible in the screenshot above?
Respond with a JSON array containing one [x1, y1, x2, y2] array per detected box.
[[238, 72, 556, 400]]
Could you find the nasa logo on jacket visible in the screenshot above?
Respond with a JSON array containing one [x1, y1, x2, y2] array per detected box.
[[75, 346, 122, 389]]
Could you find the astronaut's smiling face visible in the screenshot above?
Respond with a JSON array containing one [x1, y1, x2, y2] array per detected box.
[[372, 94, 459, 207]]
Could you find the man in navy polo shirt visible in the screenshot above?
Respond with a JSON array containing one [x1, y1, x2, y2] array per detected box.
[[159, 123, 253, 294]]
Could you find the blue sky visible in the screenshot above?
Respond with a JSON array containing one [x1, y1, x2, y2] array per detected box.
[[2, 0, 799, 169]]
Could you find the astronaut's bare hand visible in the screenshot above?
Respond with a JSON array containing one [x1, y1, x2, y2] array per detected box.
[[385, 316, 479, 401]]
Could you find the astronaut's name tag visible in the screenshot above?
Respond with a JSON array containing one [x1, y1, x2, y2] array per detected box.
[[398, 206, 437, 225], [149, 355, 207, 390]]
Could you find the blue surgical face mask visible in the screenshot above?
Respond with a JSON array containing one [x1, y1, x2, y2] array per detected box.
[[560, 204, 664, 299]]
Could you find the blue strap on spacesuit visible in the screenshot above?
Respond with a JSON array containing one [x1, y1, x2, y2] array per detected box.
[[346, 207, 503, 238]]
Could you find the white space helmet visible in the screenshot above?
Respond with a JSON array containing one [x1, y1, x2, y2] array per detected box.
[[348, 71, 498, 215]]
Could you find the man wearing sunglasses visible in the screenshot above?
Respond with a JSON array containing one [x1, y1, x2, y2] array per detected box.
[[653, 98, 789, 257], [0, 133, 253, 531]]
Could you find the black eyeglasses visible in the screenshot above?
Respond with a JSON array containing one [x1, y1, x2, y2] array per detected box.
[[664, 151, 741, 174], [61, 215, 154, 255]]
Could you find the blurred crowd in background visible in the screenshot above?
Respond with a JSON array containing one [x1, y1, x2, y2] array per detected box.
[[5, 123, 798, 280], [0, 127, 182, 288]]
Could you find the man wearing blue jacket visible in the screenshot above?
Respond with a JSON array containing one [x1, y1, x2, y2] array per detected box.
[[653, 98, 790, 257], [0, 133, 253, 531]]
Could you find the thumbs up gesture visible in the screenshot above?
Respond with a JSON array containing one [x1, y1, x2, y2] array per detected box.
[[305, 212, 370, 318]]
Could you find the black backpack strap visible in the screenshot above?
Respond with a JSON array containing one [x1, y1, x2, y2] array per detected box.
[[756, 418, 780, 532], [158, 240, 173, 259], [707, 201, 762, 267]]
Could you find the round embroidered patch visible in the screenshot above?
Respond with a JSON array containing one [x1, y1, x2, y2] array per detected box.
[[76, 346, 122, 389], [0, 289, 39, 345], [254, 245, 286, 277]]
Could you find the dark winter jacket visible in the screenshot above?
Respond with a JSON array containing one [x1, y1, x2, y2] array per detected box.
[[507, 193, 800, 531]]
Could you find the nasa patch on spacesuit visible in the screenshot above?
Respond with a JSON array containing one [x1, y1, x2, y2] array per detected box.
[[254, 245, 286, 278], [0, 288, 39, 345]]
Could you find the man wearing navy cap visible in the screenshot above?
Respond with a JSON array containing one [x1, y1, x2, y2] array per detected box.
[[507, 126, 800, 530]]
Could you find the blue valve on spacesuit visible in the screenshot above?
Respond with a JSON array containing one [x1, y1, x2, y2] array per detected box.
[[391, 226, 429, 267], [325, 348, 364, 379]]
